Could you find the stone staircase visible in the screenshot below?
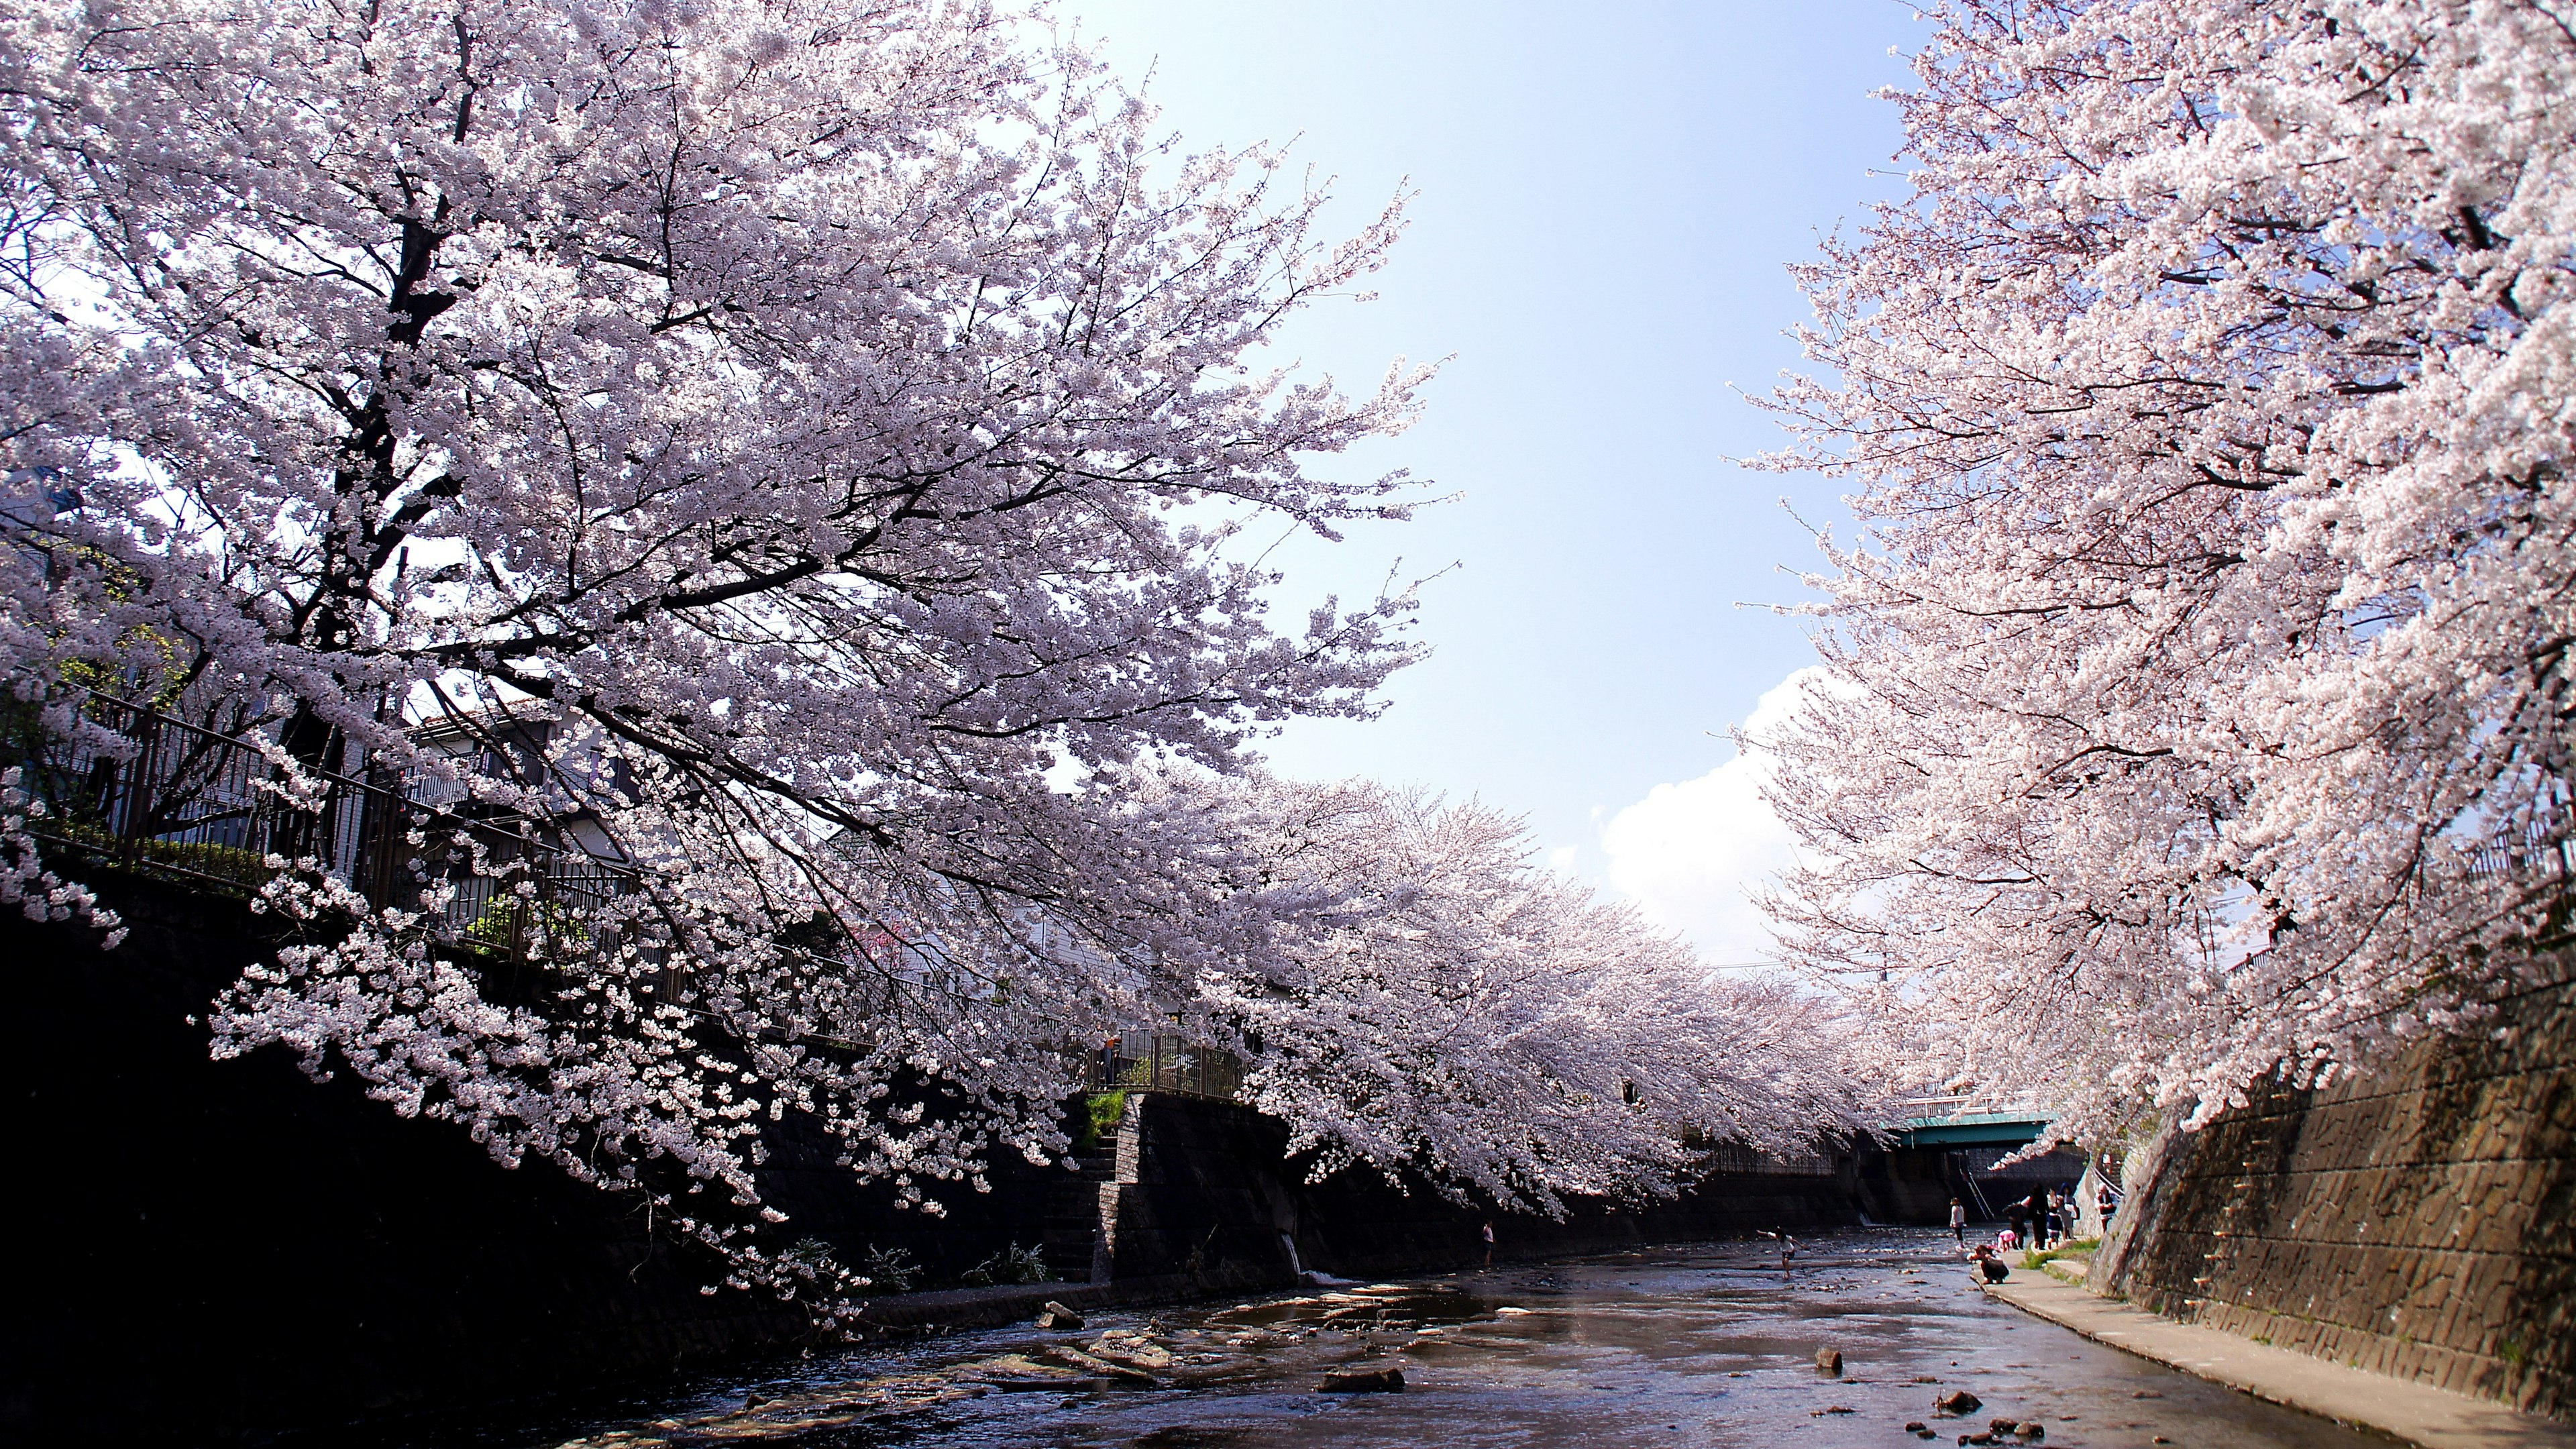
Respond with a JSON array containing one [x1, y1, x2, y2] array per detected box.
[[1042, 1152, 1117, 1283]]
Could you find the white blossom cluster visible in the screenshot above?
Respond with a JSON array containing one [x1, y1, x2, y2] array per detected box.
[[0, 0, 1860, 1314], [1759, 0, 2576, 1144], [0, 766, 123, 945]]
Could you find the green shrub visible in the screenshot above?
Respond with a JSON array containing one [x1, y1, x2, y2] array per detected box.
[[1071, 1089, 1128, 1154], [860, 1244, 918, 1295], [2021, 1237, 2100, 1271], [134, 836, 274, 885], [959, 1240, 1051, 1287], [463, 893, 590, 953], [30, 819, 275, 888]]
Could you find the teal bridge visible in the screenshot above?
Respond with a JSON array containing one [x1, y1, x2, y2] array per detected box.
[[1886, 1096, 2054, 1149]]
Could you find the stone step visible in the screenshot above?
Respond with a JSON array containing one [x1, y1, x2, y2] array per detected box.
[[1042, 1169, 1104, 1282], [1040, 1222, 1097, 1280]]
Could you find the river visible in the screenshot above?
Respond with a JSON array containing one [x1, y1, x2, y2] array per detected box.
[[394, 1230, 2396, 1448]]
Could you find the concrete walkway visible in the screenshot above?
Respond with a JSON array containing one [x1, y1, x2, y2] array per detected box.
[[1982, 1272, 2576, 1449]]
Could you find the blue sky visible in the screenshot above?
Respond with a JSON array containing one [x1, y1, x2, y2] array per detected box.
[[1067, 1, 1926, 963]]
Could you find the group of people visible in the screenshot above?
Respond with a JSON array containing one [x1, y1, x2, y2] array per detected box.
[[1946, 1177, 2123, 1283]]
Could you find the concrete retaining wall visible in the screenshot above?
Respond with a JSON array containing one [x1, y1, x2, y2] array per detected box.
[[2099, 976, 2575, 1422]]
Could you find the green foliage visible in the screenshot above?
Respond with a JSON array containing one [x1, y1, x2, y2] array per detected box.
[[463, 892, 590, 953], [29, 544, 197, 709], [778, 1238, 837, 1274], [859, 1244, 918, 1295], [1071, 1090, 1128, 1155], [958, 1240, 1051, 1287], [132, 836, 274, 885], [25, 818, 274, 888], [2019, 1237, 2100, 1271]]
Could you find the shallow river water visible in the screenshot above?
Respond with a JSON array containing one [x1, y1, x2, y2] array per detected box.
[[413, 1231, 2397, 1449]]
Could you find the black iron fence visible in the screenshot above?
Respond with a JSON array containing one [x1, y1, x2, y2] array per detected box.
[[2464, 829, 2574, 888], [12, 691, 636, 962], [1083, 1034, 1246, 1100]]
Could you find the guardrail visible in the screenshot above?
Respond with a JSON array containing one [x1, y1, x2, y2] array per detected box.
[[1081, 1034, 1245, 1100], [13, 691, 636, 963], [2465, 830, 2574, 889], [1892, 1095, 2047, 1121]]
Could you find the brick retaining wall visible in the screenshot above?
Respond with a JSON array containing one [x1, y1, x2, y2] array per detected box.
[[2100, 977, 2575, 1421]]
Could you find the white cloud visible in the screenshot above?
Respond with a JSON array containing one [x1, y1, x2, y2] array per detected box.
[[1598, 667, 1829, 966]]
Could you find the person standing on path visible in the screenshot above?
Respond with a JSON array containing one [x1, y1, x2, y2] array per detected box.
[[1949, 1197, 1966, 1246], [1481, 1220, 1495, 1269]]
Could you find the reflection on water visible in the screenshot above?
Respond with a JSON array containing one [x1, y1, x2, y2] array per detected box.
[[399, 1232, 2400, 1448]]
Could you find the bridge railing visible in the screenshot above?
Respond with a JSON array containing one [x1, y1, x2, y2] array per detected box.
[[1890, 1095, 2048, 1122]]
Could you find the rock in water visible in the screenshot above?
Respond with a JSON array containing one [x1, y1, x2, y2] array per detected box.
[[2017, 1426, 2046, 1442], [1815, 1347, 1845, 1376], [1035, 1301, 1086, 1330], [1935, 1389, 1984, 1415], [1320, 1366, 1406, 1393], [1905, 1424, 1930, 1434], [1087, 1338, 1173, 1371], [1040, 1346, 1155, 1386]]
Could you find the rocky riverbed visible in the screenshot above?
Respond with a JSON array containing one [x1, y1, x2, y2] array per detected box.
[[380, 1232, 2402, 1448]]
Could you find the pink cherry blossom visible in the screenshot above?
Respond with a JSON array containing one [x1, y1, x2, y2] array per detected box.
[[1759, 0, 2575, 1146]]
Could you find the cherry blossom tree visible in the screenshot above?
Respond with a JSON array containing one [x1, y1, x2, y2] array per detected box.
[[1171, 775, 1874, 1216], [0, 0, 1866, 1316], [0, 0, 1441, 1309], [1759, 0, 2576, 1146]]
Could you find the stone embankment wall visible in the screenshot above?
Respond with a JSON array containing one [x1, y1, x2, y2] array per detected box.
[[1090, 1093, 1862, 1290], [2099, 976, 2575, 1422], [3, 869, 1918, 1443]]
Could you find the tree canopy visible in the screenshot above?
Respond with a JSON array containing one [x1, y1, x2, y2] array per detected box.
[[1, 0, 1864, 1311], [1761, 0, 2576, 1143]]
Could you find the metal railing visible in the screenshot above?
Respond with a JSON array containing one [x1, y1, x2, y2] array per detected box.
[[1083, 1034, 1246, 1100], [12, 691, 637, 963], [1701, 1142, 1840, 1177], [2463, 829, 2573, 888], [1890, 1095, 2048, 1121]]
